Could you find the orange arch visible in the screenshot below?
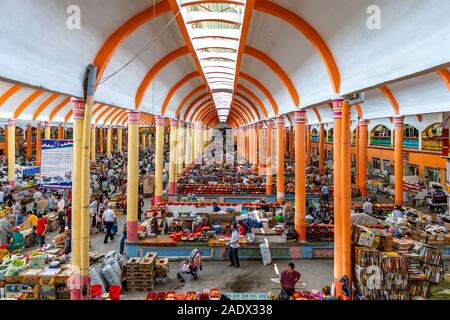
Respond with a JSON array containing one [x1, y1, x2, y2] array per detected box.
[[161, 71, 200, 116], [379, 85, 400, 115], [233, 99, 258, 122], [240, 72, 278, 116], [312, 107, 322, 123], [191, 101, 214, 123], [110, 109, 127, 125], [93, 1, 171, 83], [183, 94, 210, 121], [229, 106, 249, 124], [232, 104, 252, 124], [234, 92, 261, 120], [0, 84, 22, 107], [232, 101, 255, 122], [92, 104, 107, 117], [227, 117, 238, 128], [236, 84, 267, 118], [229, 109, 245, 126], [116, 112, 128, 126], [14, 89, 45, 119], [244, 46, 299, 107], [436, 69, 450, 91], [204, 113, 219, 127], [354, 104, 363, 119], [196, 105, 217, 123], [175, 85, 207, 119], [135, 46, 190, 108], [104, 108, 122, 124], [254, 0, 340, 94], [227, 112, 240, 128], [32, 93, 60, 121], [49, 97, 71, 121], [95, 106, 115, 123]]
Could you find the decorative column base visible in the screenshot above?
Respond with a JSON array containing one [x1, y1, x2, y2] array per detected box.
[[80, 276, 90, 300]]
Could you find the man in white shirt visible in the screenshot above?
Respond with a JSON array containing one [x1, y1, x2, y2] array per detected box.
[[228, 224, 240, 268], [103, 207, 116, 244], [57, 197, 65, 213], [363, 199, 373, 215], [0, 188, 4, 204]]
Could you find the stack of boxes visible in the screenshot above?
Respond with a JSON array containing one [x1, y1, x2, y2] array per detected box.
[[125, 253, 156, 291], [155, 258, 169, 284], [20, 269, 41, 300], [55, 269, 71, 300], [38, 268, 60, 300]]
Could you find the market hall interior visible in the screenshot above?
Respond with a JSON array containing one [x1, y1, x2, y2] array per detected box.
[[0, 0, 449, 301]]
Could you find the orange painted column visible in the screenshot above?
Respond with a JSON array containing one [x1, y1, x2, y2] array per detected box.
[[341, 101, 352, 300], [266, 120, 274, 195], [358, 120, 369, 196], [26, 125, 32, 162], [355, 122, 360, 190], [36, 123, 42, 167], [258, 122, 264, 176], [294, 111, 307, 241], [394, 116, 405, 206], [252, 124, 258, 172], [154, 116, 165, 204], [319, 124, 325, 175], [306, 125, 312, 166], [57, 124, 64, 140], [99, 126, 104, 155], [289, 125, 294, 161], [276, 116, 285, 201], [332, 97, 343, 296]]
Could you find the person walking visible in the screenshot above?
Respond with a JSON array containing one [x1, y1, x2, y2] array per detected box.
[[103, 206, 116, 244], [321, 183, 329, 206], [228, 224, 240, 268], [119, 222, 127, 255], [35, 214, 48, 246], [279, 263, 302, 299], [90, 197, 98, 228]]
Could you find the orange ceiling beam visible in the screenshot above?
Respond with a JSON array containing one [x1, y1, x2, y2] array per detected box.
[[32, 93, 60, 121], [135, 46, 190, 108], [92, 104, 107, 117], [191, 101, 214, 123], [234, 92, 261, 120], [229, 106, 249, 124], [110, 109, 127, 126], [95, 106, 115, 123], [236, 84, 267, 118], [14, 89, 45, 119], [312, 107, 322, 123], [255, 0, 340, 94], [379, 85, 400, 115], [354, 103, 363, 119], [233, 99, 258, 122], [182, 93, 210, 121], [103, 108, 122, 124], [196, 105, 217, 123], [232, 101, 255, 123], [92, 1, 171, 83], [116, 112, 128, 126], [239, 72, 278, 116], [49, 97, 71, 121], [0, 84, 22, 107], [244, 45, 300, 107], [436, 69, 450, 91], [161, 71, 200, 115], [174, 84, 207, 119]]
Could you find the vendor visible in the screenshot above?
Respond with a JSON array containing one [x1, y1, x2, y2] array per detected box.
[[392, 205, 404, 219], [0, 215, 14, 248], [363, 198, 373, 215], [8, 226, 24, 251], [260, 200, 270, 213], [150, 212, 160, 234], [212, 202, 221, 213], [282, 205, 295, 226]]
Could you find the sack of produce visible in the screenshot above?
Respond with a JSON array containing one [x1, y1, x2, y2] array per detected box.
[[260, 243, 272, 266], [101, 264, 121, 288], [89, 266, 107, 294]]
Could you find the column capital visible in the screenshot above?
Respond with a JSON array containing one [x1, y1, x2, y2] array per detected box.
[[71, 98, 85, 120], [178, 120, 184, 128], [393, 115, 404, 126], [331, 97, 344, 119], [293, 110, 307, 124], [275, 116, 285, 127], [7, 119, 16, 127], [265, 120, 275, 128], [127, 110, 140, 124], [169, 119, 178, 127], [155, 116, 165, 126], [37, 122, 42, 128], [358, 119, 369, 127], [44, 121, 51, 128]]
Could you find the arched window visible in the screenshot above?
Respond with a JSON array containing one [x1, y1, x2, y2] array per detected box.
[[403, 124, 419, 149], [422, 123, 442, 152], [370, 125, 392, 147], [311, 128, 319, 142], [327, 128, 334, 143]]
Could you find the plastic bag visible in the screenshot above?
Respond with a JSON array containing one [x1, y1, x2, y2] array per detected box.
[[90, 265, 107, 294], [101, 264, 121, 287]]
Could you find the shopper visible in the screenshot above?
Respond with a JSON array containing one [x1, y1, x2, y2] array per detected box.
[[35, 214, 48, 246], [7, 226, 25, 251], [279, 263, 301, 299], [228, 224, 240, 268], [0, 215, 14, 247], [119, 222, 127, 255], [57, 207, 66, 234], [321, 183, 329, 206], [0, 187, 4, 205], [392, 205, 404, 219], [103, 206, 117, 244], [363, 198, 373, 215], [90, 197, 98, 228]]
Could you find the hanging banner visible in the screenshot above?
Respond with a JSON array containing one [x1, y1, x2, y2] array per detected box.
[[40, 139, 73, 189]]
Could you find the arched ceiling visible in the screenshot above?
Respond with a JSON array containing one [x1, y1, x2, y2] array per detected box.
[[0, 0, 448, 129]]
